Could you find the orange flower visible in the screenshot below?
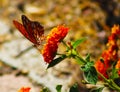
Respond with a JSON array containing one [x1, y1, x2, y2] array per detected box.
[[111, 25, 120, 34], [42, 25, 69, 63], [95, 25, 120, 79], [18, 87, 30, 92], [116, 59, 120, 75], [95, 60, 108, 79]]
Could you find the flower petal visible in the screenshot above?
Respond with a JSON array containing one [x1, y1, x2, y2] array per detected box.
[[42, 25, 69, 63]]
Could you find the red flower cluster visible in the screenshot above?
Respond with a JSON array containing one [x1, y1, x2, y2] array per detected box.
[[95, 25, 120, 79], [18, 87, 30, 92], [42, 25, 69, 63]]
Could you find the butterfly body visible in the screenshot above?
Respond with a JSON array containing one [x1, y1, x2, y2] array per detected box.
[[13, 15, 44, 46]]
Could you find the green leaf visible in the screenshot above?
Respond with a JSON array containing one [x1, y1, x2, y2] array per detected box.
[[72, 38, 86, 49], [85, 53, 90, 62], [111, 68, 119, 79], [56, 85, 62, 92], [41, 87, 51, 92], [84, 66, 98, 84], [81, 63, 97, 84], [75, 56, 84, 65], [69, 83, 79, 92], [90, 87, 104, 92], [47, 55, 67, 68], [81, 62, 94, 71], [75, 56, 86, 65]]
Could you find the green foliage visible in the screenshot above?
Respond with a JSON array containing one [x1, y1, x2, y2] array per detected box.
[[110, 68, 119, 79], [85, 53, 90, 62], [90, 87, 104, 92], [46, 37, 120, 91], [75, 55, 86, 65], [47, 55, 67, 68], [69, 83, 79, 92], [72, 38, 86, 49], [81, 62, 98, 84], [56, 85, 62, 92], [41, 87, 51, 92]]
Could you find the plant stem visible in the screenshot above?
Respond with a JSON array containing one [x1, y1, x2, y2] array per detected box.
[[110, 79, 120, 91], [15, 45, 34, 58], [61, 40, 68, 48], [75, 55, 86, 64], [97, 71, 120, 91], [97, 71, 109, 82]]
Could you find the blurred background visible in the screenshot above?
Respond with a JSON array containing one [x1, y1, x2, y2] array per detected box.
[[0, 0, 120, 92]]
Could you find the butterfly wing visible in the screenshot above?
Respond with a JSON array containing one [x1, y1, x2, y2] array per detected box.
[[21, 15, 37, 44], [22, 15, 44, 45], [13, 15, 44, 45], [31, 21, 44, 44], [13, 20, 30, 40]]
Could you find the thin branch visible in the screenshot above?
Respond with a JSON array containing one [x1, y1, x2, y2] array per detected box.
[[15, 45, 34, 58]]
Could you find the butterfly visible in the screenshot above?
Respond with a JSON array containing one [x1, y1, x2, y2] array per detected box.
[[13, 15, 45, 47]]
